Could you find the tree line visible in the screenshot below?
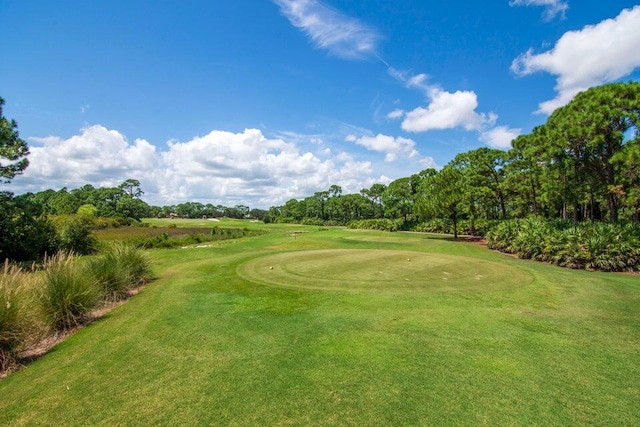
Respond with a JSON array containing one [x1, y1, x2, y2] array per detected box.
[[1, 82, 639, 263], [13, 181, 267, 222], [267, 82, 640, 238]]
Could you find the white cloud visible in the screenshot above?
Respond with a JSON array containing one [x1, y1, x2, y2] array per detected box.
[[387, 69, 497, 133], [401, 88, 497, 132], [509, 0, 569, 21], [346, 133, 418, 162], [25, 125, 158, 188], [388, 68, 432, 95], [274, 0, 379, 59], [386, 109, 404, 120], [10, 126, 383, 208], [512, 6, 640, 114], [479, 126, 522, 149]]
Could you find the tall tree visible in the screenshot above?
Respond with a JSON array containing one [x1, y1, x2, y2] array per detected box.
[[383, 177, 414, 222], [0, 97, 29, 183], [452, 148, 509, 220], [119, 179, 144, 198], [361, 183, 386, 218], [416, 166, 467, 239], [546, 82, 640, 222]]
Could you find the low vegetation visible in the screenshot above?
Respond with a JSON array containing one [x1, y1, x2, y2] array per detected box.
[[86, 244, 151, 301], [487, 217, 640, 272], [0, 246, 151, 373], [0, 262, 35, 371], [40, 253, 101, 331], [94, 225, 265, 249]]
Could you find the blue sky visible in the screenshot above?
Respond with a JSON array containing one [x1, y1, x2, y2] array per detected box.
[[2, 0, 639, 208]]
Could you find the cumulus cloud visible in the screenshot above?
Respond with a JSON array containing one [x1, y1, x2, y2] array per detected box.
[[400, 88, 497, 132], [274, 0, 379, 59], [479, 126, 522, 149], [509, 0, 569, 21], [387, 68, 497, 133], [25, 125, 158, 188], [512, 6, 640, 114], [11, 126, 380, 208], [346, 133, 419, 162]]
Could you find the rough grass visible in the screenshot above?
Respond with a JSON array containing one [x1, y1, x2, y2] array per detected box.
[[0, 262, 36, 371], [0, 224, 638, 425], [85, 244, 151, 301], [39, 253, 101, 331]]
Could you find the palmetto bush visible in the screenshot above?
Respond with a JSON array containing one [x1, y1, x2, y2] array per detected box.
[[486, 220, 521, 253], [415, 219, 451, 234], [582, 222, 640, 271], [348, 219, 400, 232], [511, 217, 551, 260], [488, 219, 640, 272], [39, 253, 100, 331]]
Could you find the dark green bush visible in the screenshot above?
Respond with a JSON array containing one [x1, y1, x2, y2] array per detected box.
[[487, 219, 640, 272], [348, 219, 399, 231], [0, 194, 58, 262], [53, 215, 97, 255]]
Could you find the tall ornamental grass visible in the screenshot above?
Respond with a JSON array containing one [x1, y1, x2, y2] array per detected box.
[[39, 253, 100, 331], [86, 244, 151, 301], [0, 261, 38, 370]]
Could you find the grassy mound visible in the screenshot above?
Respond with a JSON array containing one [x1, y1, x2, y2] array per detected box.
[[238, 249, 532, 293]]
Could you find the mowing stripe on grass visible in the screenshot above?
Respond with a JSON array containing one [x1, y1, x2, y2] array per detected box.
[[237, 249, 533, 293]]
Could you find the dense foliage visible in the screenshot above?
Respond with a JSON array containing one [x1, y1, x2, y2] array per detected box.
[[0, 97, 29, 183], [487, 218, 640, 271], [263, 82, 640, 271], [1, 248, 151, 371], [268, 83, 639, 229]]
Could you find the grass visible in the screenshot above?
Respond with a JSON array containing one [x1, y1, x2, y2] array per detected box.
[[39, 253, 101, 331], [0, 222, 639, 425], [85, 243, 152, 301], [0, 262, 38, 371]]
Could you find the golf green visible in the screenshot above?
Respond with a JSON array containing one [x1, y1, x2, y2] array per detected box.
[[237, 249, 532, 293]]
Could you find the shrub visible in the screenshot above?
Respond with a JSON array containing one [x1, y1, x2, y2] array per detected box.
[[301, 217, 326, 226], [486, 220, 521, 253], [415, 219, 451, 234], [348, 219, 399, 231], [487, 218, 640, 272], [512, 217, 551, 260], [54, 215, 97, 255], [0, 196, 58, 262], [39, 253, 100, 331]]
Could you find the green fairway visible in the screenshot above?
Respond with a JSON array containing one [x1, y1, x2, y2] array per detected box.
[[1, 223, 639, 426]]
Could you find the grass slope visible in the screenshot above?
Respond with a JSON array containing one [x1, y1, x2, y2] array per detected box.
[[1, 222, 639, 425]]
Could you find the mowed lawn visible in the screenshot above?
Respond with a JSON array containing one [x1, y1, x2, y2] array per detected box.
[[1, 222, 639, 425]]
